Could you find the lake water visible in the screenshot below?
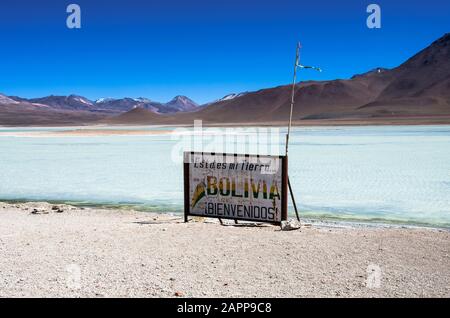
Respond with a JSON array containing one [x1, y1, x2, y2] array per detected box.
[[1, 125, 449, 227]]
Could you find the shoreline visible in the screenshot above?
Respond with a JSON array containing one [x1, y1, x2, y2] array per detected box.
[[2, 118, 450, 129], [1, 201, 449, 297], [0, 123, 449, 138], [1, 199, 449, 231]]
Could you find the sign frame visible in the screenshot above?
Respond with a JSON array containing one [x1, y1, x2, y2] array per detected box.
[[183, 151, 288, 225]]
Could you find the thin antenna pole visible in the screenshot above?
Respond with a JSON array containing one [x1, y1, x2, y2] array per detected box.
[[286, 42, 301, 156], [284, 42, 322, 222]]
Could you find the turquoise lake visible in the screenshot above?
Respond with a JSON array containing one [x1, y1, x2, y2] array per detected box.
[[1, 125, 449, 227]]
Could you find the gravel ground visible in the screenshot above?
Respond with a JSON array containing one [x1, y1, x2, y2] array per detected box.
[[0, 202, 449, 298]]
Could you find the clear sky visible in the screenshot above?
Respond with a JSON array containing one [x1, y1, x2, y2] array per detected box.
[[0, 0, 449, 104]]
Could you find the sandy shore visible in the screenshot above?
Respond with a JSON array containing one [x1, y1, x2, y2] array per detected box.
[[0, 202, 449, 298]]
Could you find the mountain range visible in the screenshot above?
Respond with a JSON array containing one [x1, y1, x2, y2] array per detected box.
[[0, 94, 199, 125], [7, 94, 198, 113], [1, 33, 449, 126]]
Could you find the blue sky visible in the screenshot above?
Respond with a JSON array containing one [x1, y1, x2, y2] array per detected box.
[[0, 0, 449, 104]]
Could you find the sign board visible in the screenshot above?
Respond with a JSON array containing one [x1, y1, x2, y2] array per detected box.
[[184, 152, 288, 224]]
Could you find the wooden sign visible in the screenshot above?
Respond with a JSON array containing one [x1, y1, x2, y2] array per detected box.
[[184, 152, 288, 224]]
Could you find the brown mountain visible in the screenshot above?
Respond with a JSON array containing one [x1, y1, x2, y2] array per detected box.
[[21, 95, 96, 111], [100, 107, 163, 125], [0, 98, 104, 126], [165, 95, 199, 112], [358, 33, 450, 115], [107, 33, 449, 126]]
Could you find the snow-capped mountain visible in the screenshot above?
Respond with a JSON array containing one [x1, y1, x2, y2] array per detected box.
[[202, 92, 248, 106], [92, 96, 198, 113], [217, 92, 248, 102], [133, 97, 152, 103], [95, 98, 116, 104], [20, 95, 95, 111], [351, 67, 389, 79], [0, 93, 19, 105]]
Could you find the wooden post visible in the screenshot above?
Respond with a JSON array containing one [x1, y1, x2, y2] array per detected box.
[[183, 155, 190, 223], [281, 156, 288, 222]]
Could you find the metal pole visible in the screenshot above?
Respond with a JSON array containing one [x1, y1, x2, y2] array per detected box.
[[285, 42, 301, 156], [285, 42, 321, 223]]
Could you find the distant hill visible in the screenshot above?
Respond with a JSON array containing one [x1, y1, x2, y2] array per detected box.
[[165, 95, 199, 112], [0, 96, 104, 126], [100, 107, 164, 125]]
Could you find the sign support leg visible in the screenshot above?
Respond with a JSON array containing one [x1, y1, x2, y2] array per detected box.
[[184, 159, 190, 223], [288, 177, 300, 222]]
